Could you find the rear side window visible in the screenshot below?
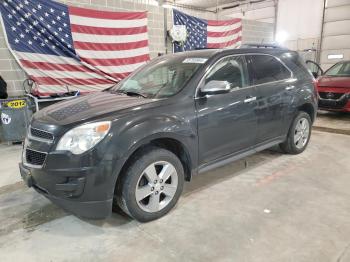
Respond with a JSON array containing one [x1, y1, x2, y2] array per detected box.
[[248, 55, 291, 85], [280, 52, 313, 80]]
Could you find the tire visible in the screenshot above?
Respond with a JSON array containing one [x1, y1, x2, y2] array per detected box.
[[116, 146, 184, 222], [280, 111, 312, 154]]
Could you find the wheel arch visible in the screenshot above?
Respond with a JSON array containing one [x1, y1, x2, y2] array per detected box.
[[298, 103, 316, 123], [114, 134, 194, 196]]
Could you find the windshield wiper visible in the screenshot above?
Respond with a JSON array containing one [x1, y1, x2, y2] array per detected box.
[[126, 91, 148, 98], [111, 90, 148, 98]]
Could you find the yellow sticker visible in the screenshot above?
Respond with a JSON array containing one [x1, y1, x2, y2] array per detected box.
[[6, 100, 26, 109]]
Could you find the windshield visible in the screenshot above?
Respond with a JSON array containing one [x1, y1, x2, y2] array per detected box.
[[110, 56, 205, 98], [325, 61, 350, 77]]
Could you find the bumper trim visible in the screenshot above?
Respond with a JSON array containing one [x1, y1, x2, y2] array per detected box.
[[45, 194, 113, 219], [19, 163, 33, 187], [55, 177, 86, 193]]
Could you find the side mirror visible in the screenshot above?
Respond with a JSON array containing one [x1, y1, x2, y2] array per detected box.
[[201, 80, 231, 95]]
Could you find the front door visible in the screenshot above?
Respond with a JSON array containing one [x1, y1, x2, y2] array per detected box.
[[195, 55, 258, 165]]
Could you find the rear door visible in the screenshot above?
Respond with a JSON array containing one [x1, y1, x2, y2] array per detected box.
[[246, 54, 293, 144]]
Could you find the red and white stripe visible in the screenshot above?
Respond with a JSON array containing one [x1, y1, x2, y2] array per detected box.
[[14, 6, 150, 96], [207, 18, 242, 49], [14, 51, 115, 95], [69, 6, 150, 82]]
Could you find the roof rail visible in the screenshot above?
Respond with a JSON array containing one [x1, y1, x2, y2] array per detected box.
[[240, 43, 288, 50], [194, 47, 217, 50]]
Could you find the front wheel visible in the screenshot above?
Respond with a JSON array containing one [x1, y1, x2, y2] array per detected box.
[[116, 147, 184, 222], [280, 112, 312, 154]]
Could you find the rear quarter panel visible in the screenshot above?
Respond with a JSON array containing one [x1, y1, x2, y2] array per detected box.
[[279, 52, 318, 124]]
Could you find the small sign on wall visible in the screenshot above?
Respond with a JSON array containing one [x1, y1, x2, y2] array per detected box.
[[328, 54, 344, 60]]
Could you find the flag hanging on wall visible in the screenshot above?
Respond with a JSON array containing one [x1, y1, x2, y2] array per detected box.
[[172, 9, 242, 52], [0, 0, 150, 95]]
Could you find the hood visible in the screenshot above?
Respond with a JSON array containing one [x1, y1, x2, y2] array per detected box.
[[317, 76, 350, 88], [34, 92, 155, 125]]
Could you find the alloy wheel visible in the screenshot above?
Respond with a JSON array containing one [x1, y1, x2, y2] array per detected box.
[[294, 117, 310, 149], [135, 161, 178, 213]]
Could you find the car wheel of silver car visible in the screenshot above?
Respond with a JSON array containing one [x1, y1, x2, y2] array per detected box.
[[280, 111, 312, 154], [116, 146, 184, 222]]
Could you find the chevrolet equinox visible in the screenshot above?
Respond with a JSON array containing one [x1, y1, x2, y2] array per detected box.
[[20, 47, 318, 222]]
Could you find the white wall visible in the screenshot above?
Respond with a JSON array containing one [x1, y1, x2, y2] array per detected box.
[[218, 1, 276, 24], [218, 0, 350, 70], [219, 0, 325, 51], [276, 0, 324, 41], [320, 0, 350, 69]]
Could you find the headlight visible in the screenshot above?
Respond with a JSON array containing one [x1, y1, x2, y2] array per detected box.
[[56, 121, 111, 154]]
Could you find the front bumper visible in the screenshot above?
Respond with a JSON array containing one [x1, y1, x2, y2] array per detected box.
[[318, 93, 350, 112], [19, 161, 115, 219], [19, 119, 126, 219]]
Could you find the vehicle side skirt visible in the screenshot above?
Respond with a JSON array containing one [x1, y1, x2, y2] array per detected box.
[[197, 136, 286, 174]]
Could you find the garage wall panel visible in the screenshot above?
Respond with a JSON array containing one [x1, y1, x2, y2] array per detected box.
[[326, 0, 350, 8], [323, 20, 350, 36], [320, 0, 350, 69], [322, 35, 350, 50], [324, 5, 350, 22]]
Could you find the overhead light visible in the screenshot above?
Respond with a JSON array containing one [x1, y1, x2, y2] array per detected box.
[[275, 30, 288, 44], [148, 0, 159, 6], [162, 3, 174, 8]]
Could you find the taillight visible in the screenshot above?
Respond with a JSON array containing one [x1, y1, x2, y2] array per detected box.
[[313, 79, 319, 100]]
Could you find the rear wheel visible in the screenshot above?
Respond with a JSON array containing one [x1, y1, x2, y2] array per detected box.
[[280, 112, 312, 154], [116, 147, 184, 222]]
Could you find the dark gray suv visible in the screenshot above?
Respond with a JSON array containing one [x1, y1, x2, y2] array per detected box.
[[19, 47, 317, 222]]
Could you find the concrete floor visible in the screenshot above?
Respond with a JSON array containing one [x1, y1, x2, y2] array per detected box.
[[314, 111, 350, 135], [0, 130, 350, 262]]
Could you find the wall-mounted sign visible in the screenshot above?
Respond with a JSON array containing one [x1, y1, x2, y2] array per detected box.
[[328, 54, 344, 59], [5, 99, 26, 109]]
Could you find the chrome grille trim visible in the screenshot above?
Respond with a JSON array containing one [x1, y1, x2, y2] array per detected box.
[[28, 127, 54, 143]]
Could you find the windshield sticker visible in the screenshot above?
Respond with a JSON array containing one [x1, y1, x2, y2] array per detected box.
[[183, 58, 207, 64]]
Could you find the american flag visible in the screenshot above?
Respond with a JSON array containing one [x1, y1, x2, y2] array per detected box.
[[173, 9, 242, 52], [0, 0, 150, 95]]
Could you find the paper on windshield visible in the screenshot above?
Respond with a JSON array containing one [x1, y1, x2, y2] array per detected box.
[[183, 58, 208, 64]]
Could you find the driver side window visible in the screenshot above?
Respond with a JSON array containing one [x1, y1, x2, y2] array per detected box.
[[205, 56, 247, 91]]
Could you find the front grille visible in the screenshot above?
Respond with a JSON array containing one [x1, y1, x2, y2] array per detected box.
[[319, 92, 344, 100], [26, 149, 47, 166], [30, 128, 54, 141], [319, 98, 348, 109]]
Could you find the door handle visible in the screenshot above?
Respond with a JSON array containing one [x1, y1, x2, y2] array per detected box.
[[285, 85, 295, 91], [244, 96, 257, 103]]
